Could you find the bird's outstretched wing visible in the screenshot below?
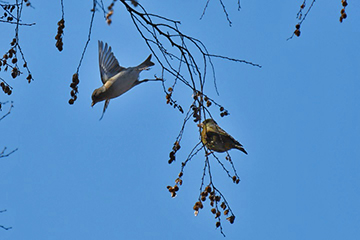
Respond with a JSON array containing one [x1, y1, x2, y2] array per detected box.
[[98, 41, 125, 83]]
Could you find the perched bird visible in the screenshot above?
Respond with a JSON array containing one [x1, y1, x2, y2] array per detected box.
[[200, 119, 247, 154], [92, 41, 159, 119]]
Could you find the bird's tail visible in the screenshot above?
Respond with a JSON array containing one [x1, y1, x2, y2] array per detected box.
[[235, 144, 248, 155], [137, 54, 155, 70]]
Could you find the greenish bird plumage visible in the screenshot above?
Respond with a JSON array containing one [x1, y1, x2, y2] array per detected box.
[[200, 119, 247, 154]]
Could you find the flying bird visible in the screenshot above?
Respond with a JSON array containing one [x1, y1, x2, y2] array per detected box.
[[92, 41, 159, 119], [200, 118, 248, 154]]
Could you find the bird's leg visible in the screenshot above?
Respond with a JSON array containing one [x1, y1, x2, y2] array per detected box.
[[99, 99, 110, 121], [132, 78, 163, 87], [205, 150, 214, 156]]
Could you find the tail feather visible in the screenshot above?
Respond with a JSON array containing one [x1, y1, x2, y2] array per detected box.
[[235, 145, 248, 155], [137, 54, 155, 70]]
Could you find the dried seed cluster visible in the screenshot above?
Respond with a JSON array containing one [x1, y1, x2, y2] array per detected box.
[[167, 172, 183, 198], [193, 91, 228, 118], [1, 4, 15, 22], [130, 0, 139, 7], [1, 43, 18, 77], [1, 2, 31, 22], [168, 141, 181, 164], [339, 0, 348, 23], [204, 96, 212, 107], [220, 106, 229, 117], [1, 38, 32, 87], [3, 50, 19, 79], [293, 2, 305, 37], [1, 82, 12, 95], [191, 103, 201, 122], [227, 215, 235, 224], [232, 175, 240, 184], [191, 92, 204, 122], [68, 73, 79, 105], [55, 18, 65, 52], [24, 0, 31, 7], [165, 87, 173, 104], [223, 155, 241, 184], [298, 3, 305, 19], [165, 87, 184, 113], [0, 4, 32, 96], [193, 185, 236, 226], [106, 1, 116, 25], [294, 23, 301, 37]]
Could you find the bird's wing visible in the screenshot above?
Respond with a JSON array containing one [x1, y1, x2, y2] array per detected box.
[[216, 126, 246, 152], [209, 125, 239, 144], [205, 130, 220, 143], [213, 125, 231, 138], [98, 41, 126, 84]]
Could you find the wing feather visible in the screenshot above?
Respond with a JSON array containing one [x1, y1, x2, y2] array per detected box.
[[98, 41, 125, 83]]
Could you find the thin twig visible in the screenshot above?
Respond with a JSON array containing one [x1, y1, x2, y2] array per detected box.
[[0, 19, 35, 25], [76, 0, 96, 74], [0, 225, 12, 230], [0, 101, 14, 121], [0, 147, 18, 158], [287, 0, 316, 40]]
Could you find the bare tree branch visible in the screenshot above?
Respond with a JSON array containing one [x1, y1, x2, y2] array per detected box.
[[200, 0, 241, 26], [108, 2, 258, 234], [68, 0, 96, 104], [0, 209, 12, 230], [287, 0, 316, 40], [0, 225, 12, 230], [0, 19, 34, 25], [0, 146, 18, 158], [0, 100, 14, 121], [0, 0, 34, 92]]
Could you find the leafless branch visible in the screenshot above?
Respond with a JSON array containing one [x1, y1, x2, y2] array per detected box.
[[60, 0, 64, 19], [76, 1, 96, 74], [206, 54, 262, 68], [64, 1, 257, 235], [0, 19, 34, 25], [200, 0, 241, 26], [0, 210, 12, 230], [287, 0, 316, 40], [0, 146, 18, 158], [0, 225, 12, 230], [0, 0, 34, 90], [68, 0, 96, 104], [0, 100, 14, 121]]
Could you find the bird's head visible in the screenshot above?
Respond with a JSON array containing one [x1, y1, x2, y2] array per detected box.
[[201, 118, 217, 128], [91, 88, 104, 107]]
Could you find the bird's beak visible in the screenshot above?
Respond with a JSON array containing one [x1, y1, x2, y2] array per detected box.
[[91, 102, 95, 107]]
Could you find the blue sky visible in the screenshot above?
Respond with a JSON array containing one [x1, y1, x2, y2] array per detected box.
[[1, 1, 360, 239]]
